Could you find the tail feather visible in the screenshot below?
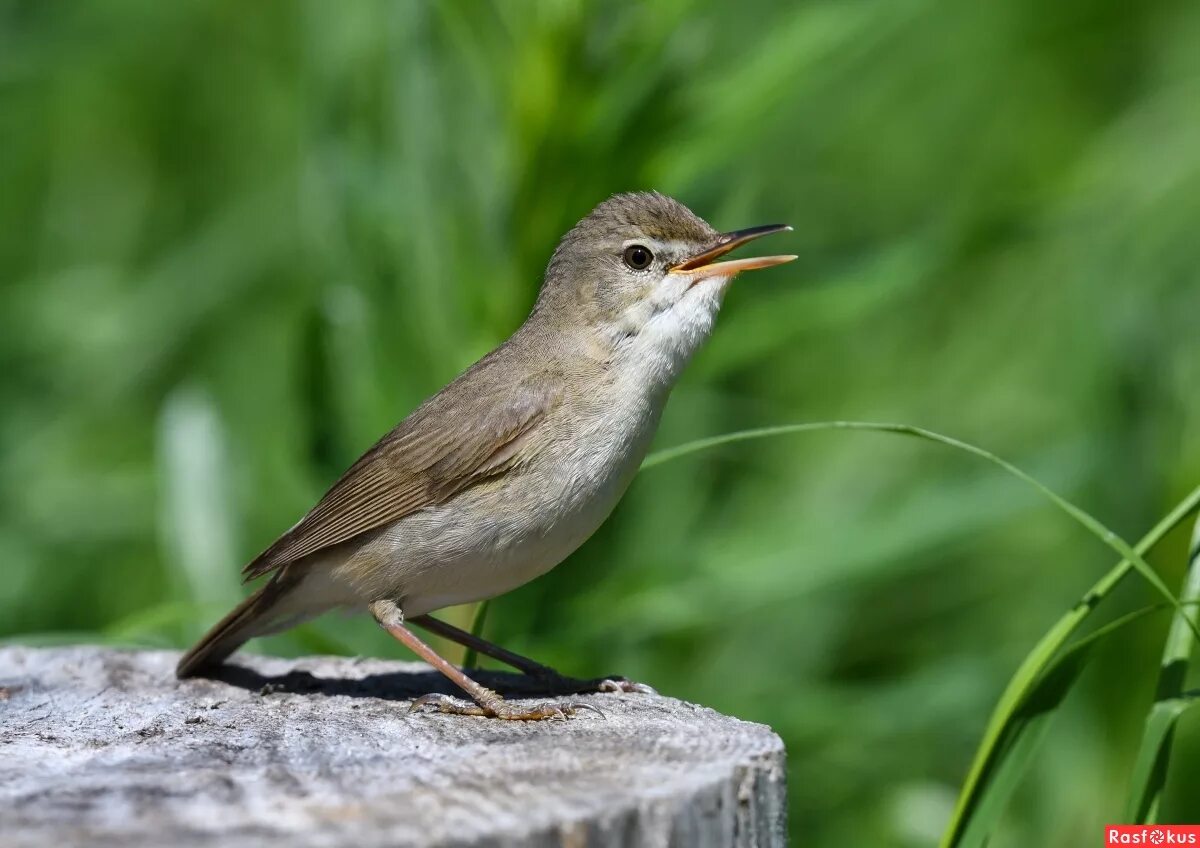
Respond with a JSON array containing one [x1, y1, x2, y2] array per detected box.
[[176, 576, 291, 678]]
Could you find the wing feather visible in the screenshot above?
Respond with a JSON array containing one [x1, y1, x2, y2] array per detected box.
[[242, 372, 559, 580]]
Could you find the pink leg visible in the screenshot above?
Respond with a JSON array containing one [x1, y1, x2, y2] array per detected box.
[[370, 601, 603, 721]]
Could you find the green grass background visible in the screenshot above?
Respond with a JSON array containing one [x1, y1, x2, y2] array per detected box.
[[3, 1, 1200, 844]]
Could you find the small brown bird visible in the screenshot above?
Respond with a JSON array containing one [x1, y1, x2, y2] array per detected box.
[[177, 192, 795, 720]]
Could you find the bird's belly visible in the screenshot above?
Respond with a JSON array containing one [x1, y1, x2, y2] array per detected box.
[[329, 414, 656, 617], [383, 505, 599, 616]]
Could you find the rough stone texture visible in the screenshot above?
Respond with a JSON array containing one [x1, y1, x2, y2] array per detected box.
[[0, 646, 786, 848]]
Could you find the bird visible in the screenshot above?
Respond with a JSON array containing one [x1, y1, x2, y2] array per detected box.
[[177, 191, 795, 720]]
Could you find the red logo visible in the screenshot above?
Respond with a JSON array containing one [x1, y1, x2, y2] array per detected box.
[[1106, 826, 1200, 845]]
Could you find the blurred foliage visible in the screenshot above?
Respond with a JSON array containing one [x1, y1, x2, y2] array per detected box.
[[3, 1, 1200, 845]]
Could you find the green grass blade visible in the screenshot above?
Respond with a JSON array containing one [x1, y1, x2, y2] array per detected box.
[[1126, 512, 1200, 822], [956, 601, 1194, 846], [942, 486, 1200, 846], [644, 422, 1196, 640], [1126, 695, 1200, 823], [643, 421, 1200, 845], [462, 601, 490, 670]]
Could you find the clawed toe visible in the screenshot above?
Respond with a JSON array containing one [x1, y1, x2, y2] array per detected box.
[[489, 699, 606, 721], [409, 692, 605, 722], [596, 677, 657, 695], [569, 701, 607, 719], [528, 672, 657, 697], [410, 693, 488, 716]]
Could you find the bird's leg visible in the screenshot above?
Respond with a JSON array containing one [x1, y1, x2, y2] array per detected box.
[[369, 600, 602, 721], [411, 613, 556, 676], [410, 613, 655, 695]]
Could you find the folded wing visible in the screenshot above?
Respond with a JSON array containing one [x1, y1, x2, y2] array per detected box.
[[242, 372, 560, 580]]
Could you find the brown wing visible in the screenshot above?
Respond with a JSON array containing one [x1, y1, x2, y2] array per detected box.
[[242, 371, 560, 580]]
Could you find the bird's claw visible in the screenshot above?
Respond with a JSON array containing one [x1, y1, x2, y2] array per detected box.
[[596, 677, 657, 695], [527, 670, 657, 697], [409, 692, 605, 722], [571, 701, 607, 719], [409, 693, 488, 716]]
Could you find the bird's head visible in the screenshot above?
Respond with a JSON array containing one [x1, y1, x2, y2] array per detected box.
[[536, 192, 795, 385]]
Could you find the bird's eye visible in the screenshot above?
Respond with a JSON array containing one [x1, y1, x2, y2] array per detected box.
[[622, 244, 653, 271]]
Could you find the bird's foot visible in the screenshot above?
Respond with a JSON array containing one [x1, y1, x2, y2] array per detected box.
[[409, 692, 605, 721], [529, 671, 656, 696], [594, 676, 657, 695]]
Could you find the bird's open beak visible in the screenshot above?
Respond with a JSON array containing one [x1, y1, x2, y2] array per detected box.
[[669, 224, 796, 279]]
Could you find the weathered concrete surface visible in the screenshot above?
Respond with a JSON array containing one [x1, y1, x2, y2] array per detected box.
[[0, 646, 786, 848]]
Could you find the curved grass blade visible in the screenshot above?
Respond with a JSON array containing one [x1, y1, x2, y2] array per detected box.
[[644, 422, 1196, 640], [942, 484, 1200, 846], [956, 600, 1197, 846], [1126, 695, 1200, 823], [642, 421, 1200, 845], [1126, 512, 1200, 823], [463, 600, 490, 670]]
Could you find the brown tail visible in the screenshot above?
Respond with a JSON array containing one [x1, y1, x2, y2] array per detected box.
[[176, 575, 292, 678]]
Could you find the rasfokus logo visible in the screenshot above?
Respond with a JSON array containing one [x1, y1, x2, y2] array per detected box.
[[1106, 825, 1200, 845]]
